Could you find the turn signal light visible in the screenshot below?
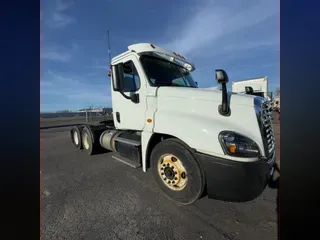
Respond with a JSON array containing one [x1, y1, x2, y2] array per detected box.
[[229, 143, 236, 153]]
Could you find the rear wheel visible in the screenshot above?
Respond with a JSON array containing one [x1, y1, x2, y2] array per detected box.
[[150, 138, 205, 205], [70, 126, 83, 150], [81, 127, 98, 155]]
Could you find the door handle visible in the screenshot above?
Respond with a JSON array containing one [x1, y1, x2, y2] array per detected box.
[[116, 112, 121, 123]]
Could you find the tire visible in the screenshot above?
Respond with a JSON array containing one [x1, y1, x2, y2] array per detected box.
[[70, 126, 83, 150], [150, 138, 205, 205], [81, 126, 98, 155]]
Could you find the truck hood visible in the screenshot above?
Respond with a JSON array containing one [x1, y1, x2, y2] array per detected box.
[[156, 87, 255, 107]]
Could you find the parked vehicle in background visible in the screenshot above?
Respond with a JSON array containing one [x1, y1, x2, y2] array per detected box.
[[232, 77, 273, 101], [272, 96, 280, 111], [278, 100, 280, 120]]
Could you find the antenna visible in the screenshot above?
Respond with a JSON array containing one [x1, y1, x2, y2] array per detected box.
[[107, 28, 112, 68]]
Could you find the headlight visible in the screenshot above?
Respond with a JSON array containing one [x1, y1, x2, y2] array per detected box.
[[218, 131, 260, 158]]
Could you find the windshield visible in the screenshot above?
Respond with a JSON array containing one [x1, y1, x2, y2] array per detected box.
[[140, 56, 197, 88]]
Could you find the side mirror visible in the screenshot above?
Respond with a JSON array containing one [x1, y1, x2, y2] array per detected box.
[[215, 69, 229, 84], [245, 86, 254, 95], [215, 69, 230, 116], [112, 64, 124, 91]]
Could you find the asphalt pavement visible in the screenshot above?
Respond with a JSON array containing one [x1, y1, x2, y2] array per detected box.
[[41, 124, 280, 240]]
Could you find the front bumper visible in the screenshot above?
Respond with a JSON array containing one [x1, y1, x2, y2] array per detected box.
[[197, 152, 276, 202]]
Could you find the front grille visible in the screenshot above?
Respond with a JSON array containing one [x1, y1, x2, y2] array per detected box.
[[255, 98, 275, 158]]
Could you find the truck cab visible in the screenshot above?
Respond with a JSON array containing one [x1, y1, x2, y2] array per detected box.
[[70, 43, 276, 205]]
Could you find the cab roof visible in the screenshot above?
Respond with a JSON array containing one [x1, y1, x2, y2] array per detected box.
[[111, 43, 195, 71]]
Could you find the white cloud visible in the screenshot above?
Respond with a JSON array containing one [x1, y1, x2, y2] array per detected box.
[[160, 0, 278, 57], [88, 58, 110, 71], [41, 43, 78, 62], [56, 0, 73, 11], [46, 0, 76, 28], [90, 66, 109, 70], [41, 50, 71, 62], [50, 13, 75, 28], [41, 71, 111, 111], [71, 43, 79, 51]]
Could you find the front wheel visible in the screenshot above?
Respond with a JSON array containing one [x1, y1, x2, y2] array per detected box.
[[150, 138, 205, 205]]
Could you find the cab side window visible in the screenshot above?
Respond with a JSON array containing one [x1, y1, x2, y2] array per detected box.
[[122, 61, 141, 92]]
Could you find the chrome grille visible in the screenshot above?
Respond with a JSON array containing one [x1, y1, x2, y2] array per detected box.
[[261, 101, 275, 154], [254, 98, 275, 158]]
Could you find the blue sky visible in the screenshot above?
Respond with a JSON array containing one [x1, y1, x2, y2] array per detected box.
[[41, 0, 279, 112]]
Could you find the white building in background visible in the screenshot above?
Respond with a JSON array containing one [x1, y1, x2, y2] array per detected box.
[[77, 108, 104, 113]]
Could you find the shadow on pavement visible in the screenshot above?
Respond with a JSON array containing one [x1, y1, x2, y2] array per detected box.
[[268, 166, 280, 238]]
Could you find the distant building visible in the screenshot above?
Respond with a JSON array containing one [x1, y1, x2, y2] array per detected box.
[[77, 108, 104, 113]]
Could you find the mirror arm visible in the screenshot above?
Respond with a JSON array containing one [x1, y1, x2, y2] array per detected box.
[[221, 83, 228, 113], [119, 91, 131, 100], [119, 91, 139, 103]]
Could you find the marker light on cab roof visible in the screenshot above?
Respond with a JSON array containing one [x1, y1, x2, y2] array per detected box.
[[173, 52, 186, 60], [184, 63, 193, 71], [149, 43, 193, 71]]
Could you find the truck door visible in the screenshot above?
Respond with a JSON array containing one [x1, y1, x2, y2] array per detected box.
[[111, 54, 147, 131]]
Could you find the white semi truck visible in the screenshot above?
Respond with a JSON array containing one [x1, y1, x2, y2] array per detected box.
[[70, 43, 276, 205], [232, 77, 273, 101]]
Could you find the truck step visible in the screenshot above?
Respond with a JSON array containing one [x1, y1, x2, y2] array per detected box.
[[112, 154, 141, 168]]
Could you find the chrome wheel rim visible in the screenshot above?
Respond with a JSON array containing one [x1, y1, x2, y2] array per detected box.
[[83, 132, 90, 150], [157, 154, 188, 191], [73, 131, 79, 145]]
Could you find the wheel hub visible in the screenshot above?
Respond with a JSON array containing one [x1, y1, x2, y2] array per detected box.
[[157, 154, 188, 191], [164, 166, 175, 180]]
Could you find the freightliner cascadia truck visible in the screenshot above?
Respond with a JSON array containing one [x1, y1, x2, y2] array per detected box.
[[70, 43, 276, 205]]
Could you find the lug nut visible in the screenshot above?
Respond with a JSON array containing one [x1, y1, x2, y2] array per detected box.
[[174, 177, 177, 180], [167, 163, 170, 167], [181, 172, 186, 179], [168, 181, 171, 184], [161, 173, 164, 175], [161, 167, 163, 170], [163, 164, 166, 167], [164, 178, 167, 180], [172, 181, 175, 184], [171, 166, 174, 169]]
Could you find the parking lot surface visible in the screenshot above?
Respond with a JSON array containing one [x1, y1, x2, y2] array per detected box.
[[41, 124, 279, 240]]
